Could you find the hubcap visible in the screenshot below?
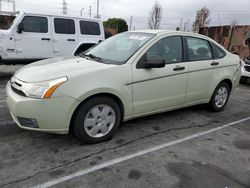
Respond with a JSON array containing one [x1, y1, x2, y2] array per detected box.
[[215, 86, 228, 108], [84, 105, 116, 138]]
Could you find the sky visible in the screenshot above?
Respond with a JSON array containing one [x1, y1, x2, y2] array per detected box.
[[1, 0, 250, 31]]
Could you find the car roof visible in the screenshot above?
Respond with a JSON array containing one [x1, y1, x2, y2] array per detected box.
[[128, 30, 212, 41], [21, 12, 101, 22]]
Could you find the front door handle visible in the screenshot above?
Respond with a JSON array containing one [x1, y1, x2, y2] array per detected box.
[[211, 61, 219, 66], [173, 66, 185, 71], [41, 38, 50, 41], [67, 39, 75, 42]]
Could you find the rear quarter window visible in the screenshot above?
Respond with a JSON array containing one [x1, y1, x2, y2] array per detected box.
[[80, 21, 101, 35], [210, 42, 226, 59]]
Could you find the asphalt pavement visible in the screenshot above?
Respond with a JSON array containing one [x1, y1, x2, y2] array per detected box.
[[0, 77, 250, 188]]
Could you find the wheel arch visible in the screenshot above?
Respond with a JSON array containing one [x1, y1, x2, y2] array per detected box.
[[218, 78, 233, 92], [69, 92, 125, 134]]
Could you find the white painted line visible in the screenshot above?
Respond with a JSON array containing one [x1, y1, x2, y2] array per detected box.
[[33, 116, 250, 188], [0, 100, 6, 103]]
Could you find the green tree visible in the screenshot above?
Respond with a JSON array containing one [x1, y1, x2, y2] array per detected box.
[[103, 18, 128, 33]]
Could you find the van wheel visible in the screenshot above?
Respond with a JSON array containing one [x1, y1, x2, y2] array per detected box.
[[209, 82, 230, 112], [73, 96, 121, 144]]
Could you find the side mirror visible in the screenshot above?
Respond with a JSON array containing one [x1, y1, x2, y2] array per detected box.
[[17, 23, 24, 34], [137, 57, 166, 69]]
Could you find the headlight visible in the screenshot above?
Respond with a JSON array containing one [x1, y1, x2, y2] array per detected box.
[[21, 77, 67, 99]]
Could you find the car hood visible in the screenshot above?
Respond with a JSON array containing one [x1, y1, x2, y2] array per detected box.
[[14, 56, 117, 82]]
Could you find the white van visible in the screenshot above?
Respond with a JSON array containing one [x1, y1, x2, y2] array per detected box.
[[0, 12, 105, 63]]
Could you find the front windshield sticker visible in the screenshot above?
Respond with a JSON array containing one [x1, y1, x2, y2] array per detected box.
[[129, 35, 147, 41]]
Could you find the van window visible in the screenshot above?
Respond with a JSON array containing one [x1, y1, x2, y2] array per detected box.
[[80, 21, 100, 35], [54, 18, 75, 34], [22, 16, 48, 33], [186, 37, 212, 61]]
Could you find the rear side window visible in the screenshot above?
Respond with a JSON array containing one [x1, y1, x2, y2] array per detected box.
[[210, 42, 226, 59], [80, 21, 100, 35], [186, 37, 212, 61], [22, 16, 48, 33], [54, 18, 75, 34]]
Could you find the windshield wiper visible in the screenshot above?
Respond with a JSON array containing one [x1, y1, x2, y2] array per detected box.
[[82, 53, 103, 62]]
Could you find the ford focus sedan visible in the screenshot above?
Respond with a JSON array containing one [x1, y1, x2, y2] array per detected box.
[[6, 30, 241, 143]]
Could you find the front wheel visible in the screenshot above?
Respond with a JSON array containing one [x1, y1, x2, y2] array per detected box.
[[73, 96, 121, 144], [209, 82, 230, 112]]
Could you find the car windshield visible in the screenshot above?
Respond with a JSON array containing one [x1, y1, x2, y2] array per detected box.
[[0, 15, 16, 30], [80, 32, 155, 65]]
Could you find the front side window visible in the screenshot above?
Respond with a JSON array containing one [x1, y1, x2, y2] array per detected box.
[[22, 16, 48, 33], [54, 18, 75, 34], [82, 32, 154, 65], [80, 21, 100, 35], [145, 36, 183, 64], [187, 37, 212, 61]]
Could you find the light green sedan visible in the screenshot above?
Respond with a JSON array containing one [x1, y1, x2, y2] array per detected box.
[[6, 30, 241, 143]]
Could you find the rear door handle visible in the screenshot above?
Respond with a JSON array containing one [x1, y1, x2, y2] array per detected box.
[[67, 39, 75, 42], [211, 61, 219, 66], [41, 38, 50, 41], [173, 66, 185, 71]]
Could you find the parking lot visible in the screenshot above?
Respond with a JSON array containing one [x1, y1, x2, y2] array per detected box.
[[0, 77, 250, 188]]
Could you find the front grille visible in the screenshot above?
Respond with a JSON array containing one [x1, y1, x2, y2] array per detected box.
[[244, 65, 250, 72], [11, 85, 26, 96], [10, 77, 26, 97]]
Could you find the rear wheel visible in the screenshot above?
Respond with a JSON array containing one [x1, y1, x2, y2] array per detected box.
[[209, 82, 230, 112], [73, 96, 121, 144]]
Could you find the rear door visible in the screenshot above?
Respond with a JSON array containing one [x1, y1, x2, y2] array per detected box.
[[184, 36, 214, 103], [14, 15, 53, 59], [52, 18, 78, 56]]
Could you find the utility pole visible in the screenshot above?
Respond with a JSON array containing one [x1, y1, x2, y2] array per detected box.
[[89, 5, 91, 18], [129, 16, 133, 31], [63, 0, 67, 15], [96, 0, 100, 19]]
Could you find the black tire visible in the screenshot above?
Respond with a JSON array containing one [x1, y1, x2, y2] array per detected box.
[[73, 96, 121, 144], [209, 82, 230, 112]]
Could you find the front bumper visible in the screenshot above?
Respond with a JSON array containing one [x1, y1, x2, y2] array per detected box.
[[6, 82, 80, 134]]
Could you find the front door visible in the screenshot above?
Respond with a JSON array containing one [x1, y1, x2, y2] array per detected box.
[[132, 36, 188, 116], [15, 15, 53, 59]]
